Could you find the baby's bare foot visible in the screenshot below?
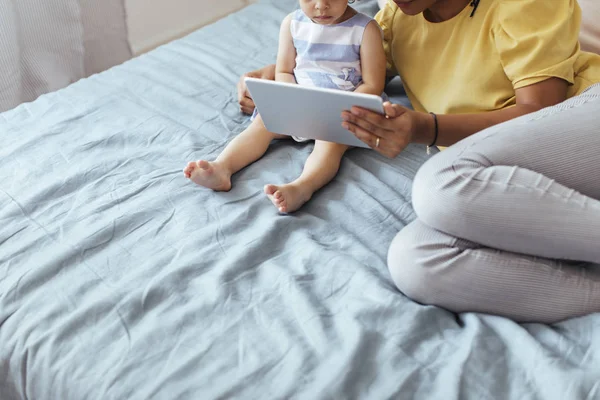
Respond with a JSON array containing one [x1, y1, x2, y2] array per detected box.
[[183, 160, 231, 191], [264, 183, 312, 213]]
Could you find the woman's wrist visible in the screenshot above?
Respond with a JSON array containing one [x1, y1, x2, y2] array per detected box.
[[411, 110, 436, 145]]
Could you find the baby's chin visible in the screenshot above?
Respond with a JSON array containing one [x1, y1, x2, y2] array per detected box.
[[311, 16, 338, 24]]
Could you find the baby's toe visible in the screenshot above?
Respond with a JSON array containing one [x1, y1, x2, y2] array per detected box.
[[183, 164, 195, 177], [264, 184, 277, 196], [197, 160, 210, 170]]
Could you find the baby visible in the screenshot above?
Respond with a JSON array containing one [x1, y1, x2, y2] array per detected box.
[[184, 0, 386, 212]]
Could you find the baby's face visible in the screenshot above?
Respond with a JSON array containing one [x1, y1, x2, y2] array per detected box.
[[300, 0, 350, 25]]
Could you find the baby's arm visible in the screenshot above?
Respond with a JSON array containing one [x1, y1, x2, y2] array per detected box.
[[275, 15, 297, 84], [354, 20, 387, 96]]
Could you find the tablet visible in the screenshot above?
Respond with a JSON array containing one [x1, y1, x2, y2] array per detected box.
[[244, 78, 384, 148]]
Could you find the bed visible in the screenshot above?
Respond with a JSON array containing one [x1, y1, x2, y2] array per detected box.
[[1, 1, 599, 399]]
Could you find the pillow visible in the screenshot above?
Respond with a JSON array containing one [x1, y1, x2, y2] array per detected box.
[[0, 1, 22, 112], [80, 0, 132, 76], [0, 0, 132, 113], [0, 0, 84, 112], [579, 0, 600, 54]]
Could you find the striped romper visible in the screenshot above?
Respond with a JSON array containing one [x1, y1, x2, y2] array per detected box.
[[254, 8, 375, 142]]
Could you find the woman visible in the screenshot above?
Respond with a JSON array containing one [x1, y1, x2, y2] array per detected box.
[[237, 0, 600, 324]]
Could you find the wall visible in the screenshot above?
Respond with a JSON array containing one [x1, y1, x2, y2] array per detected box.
[[126, 0, 256, 55]]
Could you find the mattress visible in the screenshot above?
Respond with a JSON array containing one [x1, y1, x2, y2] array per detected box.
[[1, 1, 599, 399]]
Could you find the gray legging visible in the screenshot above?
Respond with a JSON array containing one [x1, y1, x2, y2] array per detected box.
[[388, 83, 600, 324]]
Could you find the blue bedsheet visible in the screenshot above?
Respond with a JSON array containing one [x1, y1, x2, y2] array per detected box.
[[1, 1, 599, 399]]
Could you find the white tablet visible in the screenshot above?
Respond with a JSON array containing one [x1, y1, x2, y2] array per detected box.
[[244, 78, 384, 148]]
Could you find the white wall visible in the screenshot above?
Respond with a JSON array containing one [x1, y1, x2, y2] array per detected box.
[[126, 0, 256, 55]]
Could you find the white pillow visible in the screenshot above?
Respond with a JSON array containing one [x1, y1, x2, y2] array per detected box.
[[0, 0, 132, 113], [0, 0, 85, 112], [579, 0, 600, 54], [80, 0, 131, 76], [0, 1, 22, 112]]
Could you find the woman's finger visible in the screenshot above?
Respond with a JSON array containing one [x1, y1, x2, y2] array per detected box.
[[342, 110, 391, 141], [350, 106, 386, 122], [383, 102, 409, 119], [342, 120, 381, 150], [349, 103, 410, 124], [346, 107, 401, 139]]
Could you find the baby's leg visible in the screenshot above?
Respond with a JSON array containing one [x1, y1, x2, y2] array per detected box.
[[183, 114, 288, 191], [265, 141, 350, 213]]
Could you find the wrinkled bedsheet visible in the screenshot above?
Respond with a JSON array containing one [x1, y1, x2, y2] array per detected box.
[[1, 1, 599, 399]]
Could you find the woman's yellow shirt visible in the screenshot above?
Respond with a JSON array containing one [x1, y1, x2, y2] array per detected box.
[[376, 0, 600, 115]]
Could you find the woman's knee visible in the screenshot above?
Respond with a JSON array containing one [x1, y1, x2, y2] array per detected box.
[[387, 220, 446, 305], [411, 150, 468, 231]]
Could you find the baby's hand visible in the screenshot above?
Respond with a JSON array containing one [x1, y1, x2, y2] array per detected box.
[[237, 65, 276, 114]]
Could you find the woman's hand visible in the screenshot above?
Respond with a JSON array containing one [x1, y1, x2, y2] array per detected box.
[[237, 64, 276, 114], [341, 102, 433, 158]]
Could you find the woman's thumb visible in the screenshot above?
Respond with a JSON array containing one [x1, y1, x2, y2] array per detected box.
[[384, 102, 408, 118]]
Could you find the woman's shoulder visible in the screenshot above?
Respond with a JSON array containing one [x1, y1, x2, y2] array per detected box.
[[490, 0, 579, 29], [487, 0, 582, 57], [374, 0, 400, 27]]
